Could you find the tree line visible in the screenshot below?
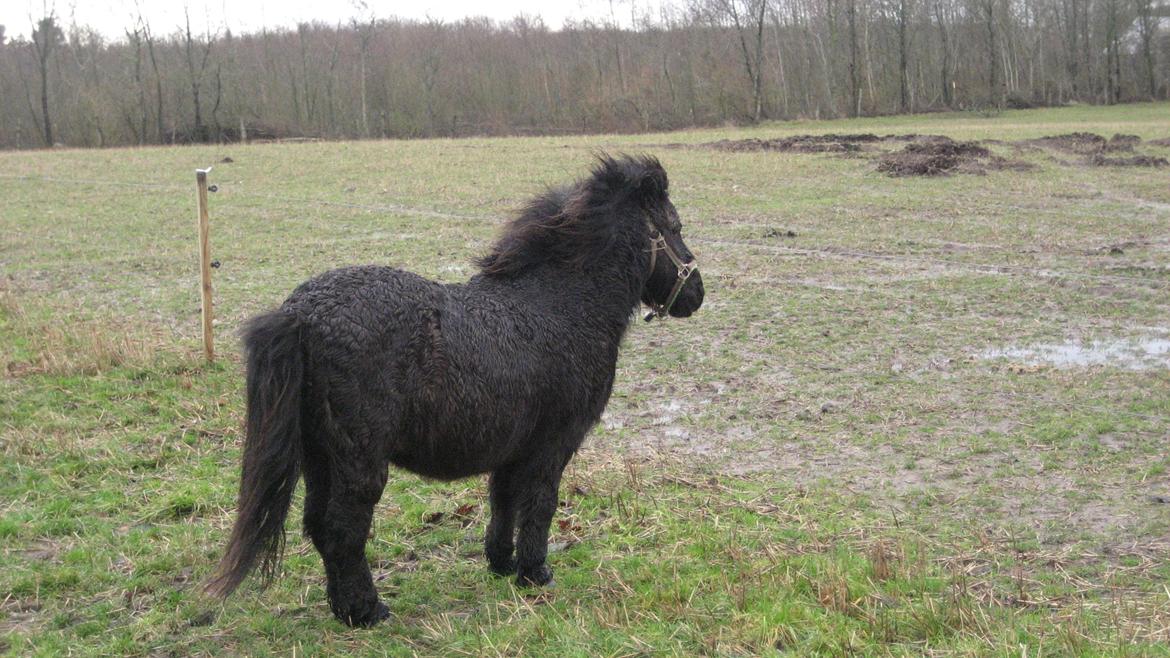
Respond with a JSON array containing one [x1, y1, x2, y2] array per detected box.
[[0, 0, 1167, 149]]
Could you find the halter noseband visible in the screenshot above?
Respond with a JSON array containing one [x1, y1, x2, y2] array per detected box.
[[644, 224, 699, 322]]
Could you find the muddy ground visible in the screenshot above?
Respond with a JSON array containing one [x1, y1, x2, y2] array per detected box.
[[598, 323, 1170, 547], [692, 131, 1169, 176], [593, 132, 1170, 543]]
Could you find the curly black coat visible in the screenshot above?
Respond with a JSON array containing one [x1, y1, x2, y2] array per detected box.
[[205, 154, 705, 627]]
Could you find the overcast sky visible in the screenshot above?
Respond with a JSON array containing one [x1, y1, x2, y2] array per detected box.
[[2, 0, 666, 40]]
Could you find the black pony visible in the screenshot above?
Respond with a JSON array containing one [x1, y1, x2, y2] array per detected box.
[[205, 154, 704, 627]]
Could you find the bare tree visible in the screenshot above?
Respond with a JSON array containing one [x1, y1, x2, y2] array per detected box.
[[847, 0, 861, 116], [1133, 0, 1158, 98], [31, 12, 63, 145], [1103, 0, 1122, 104], [709, 0, 769, 120], [933, 0, 953, 107], [767, 7, 791, 115], [182, 9, 216, 142], [1056, 0, 1084, 99], [124, 25, 148, 144], [135, 17, 166, 143], [353, 16, 375, 138], [978, 0, 1001, 108], [896, 0, 911, 112], [324, 23, 343, 136]]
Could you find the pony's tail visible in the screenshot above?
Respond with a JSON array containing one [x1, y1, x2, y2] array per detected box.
[[205, 311, 304, 599]]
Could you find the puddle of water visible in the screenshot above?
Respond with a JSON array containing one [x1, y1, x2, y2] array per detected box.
[[982, 336, 1170, 370]]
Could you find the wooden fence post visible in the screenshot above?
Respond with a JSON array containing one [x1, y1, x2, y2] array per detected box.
[[195, 168, 214, 363]]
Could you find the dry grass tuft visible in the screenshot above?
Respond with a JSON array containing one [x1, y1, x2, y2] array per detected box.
[[867, 540, 901, 582], [1, 291, 171, 377], [815, 567, 854, 615]]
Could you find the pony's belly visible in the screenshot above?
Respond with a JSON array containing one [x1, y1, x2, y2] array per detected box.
[[388, 455, 488, 481], [387, 427, 520, 481]]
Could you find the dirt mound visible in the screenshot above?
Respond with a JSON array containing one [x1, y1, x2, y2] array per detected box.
[[822, 133, 885, 143], [1034, 132, 1107, 154], [1089, 154, 1169, 168], [1031, 132, 1144, 155], [1147, 137, 1170, 147], [705, 133, 882, 153], [701, 133, 956, 155], [877, 138, 1008, 177], [884, 134, 952, 142], [702, 133, 1034, 176], [1104, 133, 1141, 151], [906, 140, 990, 158]]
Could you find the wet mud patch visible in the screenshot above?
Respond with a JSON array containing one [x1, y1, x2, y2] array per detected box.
[[979, 334, 1170, 371]]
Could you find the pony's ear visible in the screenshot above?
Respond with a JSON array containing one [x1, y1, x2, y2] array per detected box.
[[633, 157, 668, 203], [595, 153, 668, 205]]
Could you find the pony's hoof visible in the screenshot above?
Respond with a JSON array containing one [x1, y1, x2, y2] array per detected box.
[[335, 599, 390, 628], [488, 556, 517, 576], [516, 564, 554, 587]]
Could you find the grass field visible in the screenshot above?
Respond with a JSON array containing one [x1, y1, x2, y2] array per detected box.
[[2, 102, 1169, 656]]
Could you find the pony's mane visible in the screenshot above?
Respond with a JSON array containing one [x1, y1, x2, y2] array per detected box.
[[476, 154, 668, 277]]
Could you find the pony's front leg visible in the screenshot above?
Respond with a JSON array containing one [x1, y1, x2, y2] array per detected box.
[[513, 450, 570, 587]]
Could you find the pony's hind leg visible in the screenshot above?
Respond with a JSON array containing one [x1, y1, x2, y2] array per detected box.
[[484, 465, 518, 575], [314, 477, 389, 627], [302, 418, 389, 629], [301, 435, 331, 547]]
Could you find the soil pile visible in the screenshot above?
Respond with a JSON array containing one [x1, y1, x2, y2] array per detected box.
[[1034, 132, 1108, 154], [877, 138, 1002, 176], [1033, 132, 1144, 154], [1026, 132, 1168, 166], [698, 130, 1165, 175], [1104, 133, 1141, 151], [705, 133, 883, 153], [1089, 154, 1169, 168]]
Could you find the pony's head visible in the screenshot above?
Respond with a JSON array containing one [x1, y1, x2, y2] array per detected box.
[[593, 155, 704, 319], [477, 154, 704, 319]]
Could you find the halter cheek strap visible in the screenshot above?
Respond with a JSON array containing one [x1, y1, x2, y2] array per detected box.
[[644, 225, 699, 322]]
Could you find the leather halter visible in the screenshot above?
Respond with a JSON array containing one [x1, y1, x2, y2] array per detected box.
[[644, 224, 699, 322]]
